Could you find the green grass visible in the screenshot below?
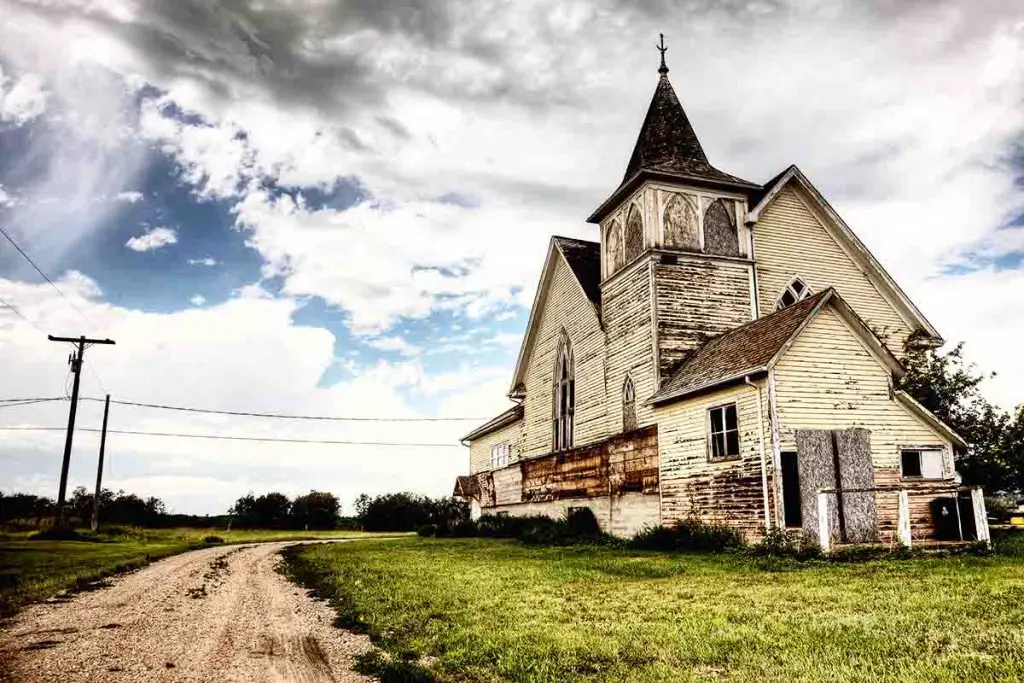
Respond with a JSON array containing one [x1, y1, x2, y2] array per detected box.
[[286, 537, 1024, 682], [0, 526, 376, 617]]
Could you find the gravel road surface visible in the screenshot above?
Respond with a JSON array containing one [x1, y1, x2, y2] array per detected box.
[[0, 542, 374, 682]]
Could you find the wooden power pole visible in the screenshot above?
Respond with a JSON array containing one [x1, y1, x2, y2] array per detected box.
[[48, 335, 115, 529], [91, 394, 111, 532]]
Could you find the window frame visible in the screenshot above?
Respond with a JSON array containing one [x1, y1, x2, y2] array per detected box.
[[774, 278, 813, 311], [553, 332, 575, 452], [622, 375, 637, 432], [900, 447, 945, 481], [707, 402, 741, 461], [490, 441, 510, 470]]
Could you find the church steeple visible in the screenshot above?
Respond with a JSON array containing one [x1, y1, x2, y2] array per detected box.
[[587, 37, 756, 224]]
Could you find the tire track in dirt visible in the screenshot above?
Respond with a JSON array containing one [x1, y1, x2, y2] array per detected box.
[[0, 542, 374, 682]]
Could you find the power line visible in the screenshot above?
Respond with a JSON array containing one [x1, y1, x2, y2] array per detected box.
[[0, 397, 66, 403], [0, 398, 66, 410], [78, 396, 488, 422], [0, 425, 462, 447], [0, 225, 95, 325], [0, 291, 45, 333]]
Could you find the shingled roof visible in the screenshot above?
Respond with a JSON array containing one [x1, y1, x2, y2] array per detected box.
[[589, 70, 757, 223], [650, 290, 831, 404], [553, 236, 601, 310]]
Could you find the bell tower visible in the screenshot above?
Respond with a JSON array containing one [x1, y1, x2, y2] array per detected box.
[[590, 37, 760, 429]]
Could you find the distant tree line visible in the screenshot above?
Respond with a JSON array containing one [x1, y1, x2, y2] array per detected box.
[[353, 492, 468, 532], [0, 487, 169, 528], [228, 491, 350, 530]]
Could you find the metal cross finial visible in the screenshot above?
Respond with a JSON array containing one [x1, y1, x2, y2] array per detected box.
[[657, 33, 669, 75]]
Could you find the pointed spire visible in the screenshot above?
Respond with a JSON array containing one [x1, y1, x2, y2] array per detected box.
[[657, 33, 669, 76]]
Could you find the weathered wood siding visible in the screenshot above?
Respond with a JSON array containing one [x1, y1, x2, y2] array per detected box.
[[654, 257, 753, 379], [755, 187, 914, 353], [474, 426, 661, 537], [602, 259, 656, 432], [468, 419, 523, 475], [522, 255, 607, 458], [773, 307, 953, 472], [655, 383, 773, 539]]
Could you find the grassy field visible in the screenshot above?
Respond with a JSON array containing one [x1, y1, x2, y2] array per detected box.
[[0, 527, 374, 617], [286, 537, 1024, 682]]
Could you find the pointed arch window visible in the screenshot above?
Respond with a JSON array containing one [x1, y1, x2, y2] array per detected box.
[[605, 219, 624, 275], [663, 194, 700, 252], [553, 332, 575, 451], [622, 375, 637, 432], [702, 199, 739, 256], [775, 278, 813, 310], [624, 204, 644, 264]]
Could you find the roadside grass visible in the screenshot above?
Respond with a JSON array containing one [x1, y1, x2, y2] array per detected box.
[[0, 527, 378, 617], [286, 537, 1024, 682]]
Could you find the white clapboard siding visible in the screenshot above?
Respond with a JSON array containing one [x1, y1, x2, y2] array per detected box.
[[755, 187, 914, 353], [521, 255, 608, 458], [773, 307, 952, 473], [655, 382, 773, 538], [602, 259, 657, 434], [468, 419, 524, 475]]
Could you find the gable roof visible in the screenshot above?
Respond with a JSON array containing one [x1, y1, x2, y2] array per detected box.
[[650, 288, 903, 405], [508, 237, 602, 397], [747, 164, 942, 344], [588, 73, 757, 224], [552, 236, 601, 310], [461, 403, 524, 443]]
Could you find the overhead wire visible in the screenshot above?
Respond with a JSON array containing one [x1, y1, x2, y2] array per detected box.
[[0, 291, 46, 333], [0, 425, 463, 447], [77, 396, 489, 422]]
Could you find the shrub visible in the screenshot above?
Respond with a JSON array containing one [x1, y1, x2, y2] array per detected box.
[[745, 527, 821, 560], [203, 535, 225, 544], [628, 519, 744, 553], [565, 507, 601, 537], [416, 524, 437, 538]]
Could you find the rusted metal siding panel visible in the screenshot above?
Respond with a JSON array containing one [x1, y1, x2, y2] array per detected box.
[[602, 259, 657, 433], [522, 256, 608, 458], [774, 307, 954, 473], [653, 258, 752, 378], [755, 187, 913, 353], [468, 419, 524, 475], [655, 383, 772, 539]]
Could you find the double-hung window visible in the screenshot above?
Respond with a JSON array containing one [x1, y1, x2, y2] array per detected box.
[[490, 442, 510, 469], [708, 403, 740, 460]]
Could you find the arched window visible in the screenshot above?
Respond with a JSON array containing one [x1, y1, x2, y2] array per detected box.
[[775, 278, 812, 310], [605, 219, 623, 275], [622, 375, 637, 432], [703, 199, 739, 256], [663, 194, 699, 252], [553, 331, 575, 451], [624, 204, 644, 264]]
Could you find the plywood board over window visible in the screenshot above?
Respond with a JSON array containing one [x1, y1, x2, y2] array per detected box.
[[703, 199, 739, 256]]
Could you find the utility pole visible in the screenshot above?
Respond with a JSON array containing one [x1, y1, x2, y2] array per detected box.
[[91, 394, 111, 532], [48, 335, 115, 529]]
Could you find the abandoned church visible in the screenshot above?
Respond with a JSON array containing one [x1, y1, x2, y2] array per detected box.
[[453, 48, 988, 549]]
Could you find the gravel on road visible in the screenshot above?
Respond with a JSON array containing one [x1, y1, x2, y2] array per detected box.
[[0, 541, 374, 682]]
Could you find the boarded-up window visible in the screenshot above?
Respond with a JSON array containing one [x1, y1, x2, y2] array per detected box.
[[553, 332, 574, 451], [708, 403, 739, 459], [663, 193, 699, 251], [703, 199, 739, 256], [624, 204, 644, 264], [622, 376, 637, 432], [605, 219, 623, 275]]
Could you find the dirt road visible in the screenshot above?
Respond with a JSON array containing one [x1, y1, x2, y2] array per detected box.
[[0, 542, 374, 682]]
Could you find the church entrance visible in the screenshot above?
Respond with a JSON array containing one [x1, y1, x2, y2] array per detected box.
[[793, 428, 878, 543]]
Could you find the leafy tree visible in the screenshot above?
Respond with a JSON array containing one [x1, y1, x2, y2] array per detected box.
[[354, 492, 468, 532], [290, 491, 340, 530], [899, 336, 1023, 492], [229, 491, 292, 528], [0, 492, 54, 524]]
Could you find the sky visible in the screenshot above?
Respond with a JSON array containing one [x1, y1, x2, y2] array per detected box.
[[0, 0, 1022, 516]]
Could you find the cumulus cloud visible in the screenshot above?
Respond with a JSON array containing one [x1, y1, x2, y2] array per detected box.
[[124, 226, 178, 252], [0, 67, 48, 124], [366, 335, 421, 357], [114, 190, 144, 203], [188, 257, 218, 266], [189, 294, 206, 306]]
